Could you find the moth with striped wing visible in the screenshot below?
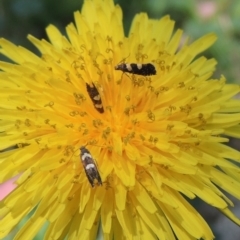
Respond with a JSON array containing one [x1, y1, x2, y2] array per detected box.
[[86, 83, 104, 113], [80, 146, 102, 187], [115, 63, 156, 76]]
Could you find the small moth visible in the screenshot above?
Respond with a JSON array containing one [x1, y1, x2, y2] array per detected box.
[[86, 83, 104, 113], [80, 146, 102, 187], [115, 63, 156, 76]]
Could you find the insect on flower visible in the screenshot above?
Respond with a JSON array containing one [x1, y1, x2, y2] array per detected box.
[[115, 62, 156, 76], [1, 0, 240, 238], [80, 145, 102, 187], [86, 83, 104, 113]]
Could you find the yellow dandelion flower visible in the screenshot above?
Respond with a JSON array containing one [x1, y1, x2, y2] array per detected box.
[[1, 0, 240, 239]]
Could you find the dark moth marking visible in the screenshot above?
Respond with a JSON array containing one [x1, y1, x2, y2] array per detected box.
[[115, 63, 156, 76], [80, 146, 102, 187], [86, 83, 104, 113]]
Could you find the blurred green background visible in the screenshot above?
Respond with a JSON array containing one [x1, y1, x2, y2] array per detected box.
[[1, 0, 240, 239], [1, 0, 240, 83]]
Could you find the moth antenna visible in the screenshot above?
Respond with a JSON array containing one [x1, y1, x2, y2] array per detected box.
[[116, 53, 131, 66], [68, 146, 81, 163]]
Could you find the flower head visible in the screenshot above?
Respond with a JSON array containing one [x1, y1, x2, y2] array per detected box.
[[1, 0, 240, 239]]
